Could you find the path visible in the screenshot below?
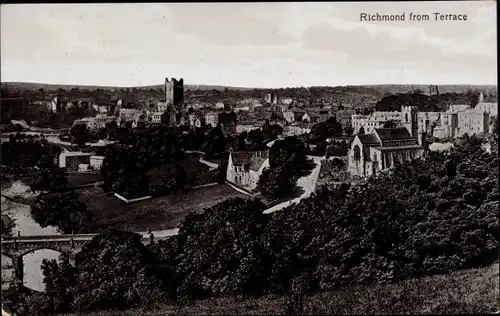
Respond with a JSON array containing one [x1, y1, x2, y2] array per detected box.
[[263, 155, 323, 214]]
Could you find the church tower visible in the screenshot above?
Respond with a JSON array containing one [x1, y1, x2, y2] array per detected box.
[[401, 105, 418, 139]]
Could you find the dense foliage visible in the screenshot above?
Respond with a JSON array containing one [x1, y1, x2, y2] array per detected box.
[[30, 166, 68, 192], [31, 191, 93, 234], [24, 121, 497, 315], [100, 127, 186, 196], [258, 136, 315, 198], [1, 135, 62, 174], [310, 117, 343, 142], [70, 230, 170, 312], [374, 90, 483, 112]]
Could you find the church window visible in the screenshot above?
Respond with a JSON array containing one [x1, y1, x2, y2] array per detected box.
[[354, 145, 361, 161], [405, 113, 409, 122]]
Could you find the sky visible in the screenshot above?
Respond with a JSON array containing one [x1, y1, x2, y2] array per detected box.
[[1, 2, 497, 88]]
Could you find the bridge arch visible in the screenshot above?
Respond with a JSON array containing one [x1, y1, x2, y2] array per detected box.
[[17, 246, 76, 260]]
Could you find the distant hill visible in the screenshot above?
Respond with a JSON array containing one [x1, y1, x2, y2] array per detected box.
[[365, 84, 497, 96], [1, 82, 496, 95], [0, 82, 256, 92]]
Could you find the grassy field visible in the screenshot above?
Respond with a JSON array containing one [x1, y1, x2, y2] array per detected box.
[[66, 172, 103, 187], [78, 184, 247, 231], [149, 153, 217, 188], [66, 263, 499, 315]]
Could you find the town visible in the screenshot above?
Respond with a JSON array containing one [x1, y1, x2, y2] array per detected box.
[[1, 2, 498, 316]]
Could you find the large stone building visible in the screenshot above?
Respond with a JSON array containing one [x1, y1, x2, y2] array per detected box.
[[348, 127, 424, 178], [59, 152, 94, 172], [417, 112, 442, 134], [165, 77, 184, 111], [456, 110, 490, 137], [226, 150, 269, 191], [73, 114, 115, 130], [352, 111, 403, 134], [475, 102, 498, 117]]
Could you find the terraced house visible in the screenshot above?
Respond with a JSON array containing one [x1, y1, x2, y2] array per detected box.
[[226, 150, 269, 191]]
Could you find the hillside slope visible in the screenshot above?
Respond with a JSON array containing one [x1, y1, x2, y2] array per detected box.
[[66, 263, 499, 315]]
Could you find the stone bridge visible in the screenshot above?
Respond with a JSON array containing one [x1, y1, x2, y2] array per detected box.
[[1, 231, 174, 285]]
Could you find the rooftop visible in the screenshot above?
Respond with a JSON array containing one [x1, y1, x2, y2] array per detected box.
[[249, 157, 267, 171], [358, 134, 380, 146], [231, 151, 254, 166], [375, 127, 413, 141]]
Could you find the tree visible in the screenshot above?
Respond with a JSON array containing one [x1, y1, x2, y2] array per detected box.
[[258, 137, 314, 199], [247, 129, 266, 151], [41, 254, 78, 314], [70, 230, 169, 312], [204, 126, 226, 159], [344, 126, 354, 136], [330, 158, 346, 171], [69, 124, 90, 146], [217, 155, 229, 184], [1, 216, 15, 238], [383, 120, 398, 128], [31, 166, 68, 192], [31, 191, 92, 234], [171, 198, 269, 298]]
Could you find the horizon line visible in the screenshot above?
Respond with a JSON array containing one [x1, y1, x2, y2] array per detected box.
[[1, 80, 497, 90]]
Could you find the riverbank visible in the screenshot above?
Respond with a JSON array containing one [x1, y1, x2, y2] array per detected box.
[[64, 263, 499, 315]]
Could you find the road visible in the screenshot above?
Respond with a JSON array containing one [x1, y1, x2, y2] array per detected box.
[[263, 155, 323, 214]]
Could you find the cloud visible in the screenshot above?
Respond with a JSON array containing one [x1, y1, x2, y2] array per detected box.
[[167, 3, 294, 47], [0, 2, 496, 87]]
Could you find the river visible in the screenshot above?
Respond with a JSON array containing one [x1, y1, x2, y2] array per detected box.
[[1, 181, 61, 292]]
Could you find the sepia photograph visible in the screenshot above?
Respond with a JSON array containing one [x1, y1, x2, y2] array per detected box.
[[0, 1, 498, 315]]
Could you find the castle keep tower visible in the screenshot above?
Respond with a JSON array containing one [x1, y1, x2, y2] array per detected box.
[[165, 77, 184, 111]]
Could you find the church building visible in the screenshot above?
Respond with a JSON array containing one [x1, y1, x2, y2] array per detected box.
[[348, 106, 425, 178]]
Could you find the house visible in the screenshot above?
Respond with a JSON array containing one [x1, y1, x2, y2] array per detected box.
[[283, 109, 306, 124], [194, 117, 203, 129], [283, 122, 313, 137], [90, 155, 105, 170], [280, 97, 293, 105], [73, 114, 115, 130], [352, 112, 405, 135], [236, 124, 259, 134], [348, 127, 424, 178], [336, 109, 357, 130], [205, 112, 219, 127], [301, 112, 312, 123], [118, 108, 142, 124], [148, 111, 167, 124], [328, 136, 355, 145], [226, 150, 269, 190], [234, 106, 251, 113], [132, 113, 147, 128], [59, 152, 93, 172]]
